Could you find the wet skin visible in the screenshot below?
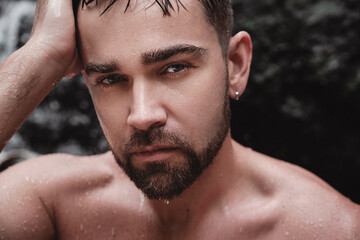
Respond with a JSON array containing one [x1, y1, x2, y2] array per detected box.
[[1, 143, 359, 239], [0, 0, 359, 239]]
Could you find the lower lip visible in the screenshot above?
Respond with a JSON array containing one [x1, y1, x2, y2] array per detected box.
[[132, 148, 177, 163]]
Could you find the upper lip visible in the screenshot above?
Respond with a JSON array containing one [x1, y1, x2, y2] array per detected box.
[[131, 145, 176, 154]]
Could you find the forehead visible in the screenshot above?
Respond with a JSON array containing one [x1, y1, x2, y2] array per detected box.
[[76, 0, 220, 64]]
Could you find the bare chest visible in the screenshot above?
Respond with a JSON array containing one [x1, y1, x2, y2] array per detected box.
[[55, 213, 251, 240], [54, 199, 278, 240]]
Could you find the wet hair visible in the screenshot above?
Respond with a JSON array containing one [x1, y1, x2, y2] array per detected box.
[[72, 0, 233, 54]]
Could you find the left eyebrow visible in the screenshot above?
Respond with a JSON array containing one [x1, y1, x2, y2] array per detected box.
[[85, 60, 119, 75], [142, 44, 207, 65]]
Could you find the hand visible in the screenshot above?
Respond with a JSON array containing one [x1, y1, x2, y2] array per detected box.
[[0, 0, 83, 151], [28, 0, 82, 78]]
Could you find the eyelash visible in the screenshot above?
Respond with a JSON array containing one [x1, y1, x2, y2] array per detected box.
[[160, 63, 193, 76], [95, 63, 194, 88], [96, 74, 128, 88]]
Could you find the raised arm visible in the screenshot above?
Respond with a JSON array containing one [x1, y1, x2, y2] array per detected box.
[[0, 0, 82, 151]]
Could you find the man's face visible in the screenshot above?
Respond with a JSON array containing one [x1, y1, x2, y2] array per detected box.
[[77, 0, 231, 200]]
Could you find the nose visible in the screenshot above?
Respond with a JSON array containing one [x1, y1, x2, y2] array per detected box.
[[127, 80, 167, 131]]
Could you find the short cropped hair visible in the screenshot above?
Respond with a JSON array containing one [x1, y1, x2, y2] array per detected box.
[[72, 0, 233, 55]]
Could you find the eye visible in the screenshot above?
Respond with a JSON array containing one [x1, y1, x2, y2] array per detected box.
[[163, 63, 191, 74], [97, 74, 128, 87]]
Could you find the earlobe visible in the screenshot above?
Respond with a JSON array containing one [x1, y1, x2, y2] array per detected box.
[[227, 31, 252, 100]]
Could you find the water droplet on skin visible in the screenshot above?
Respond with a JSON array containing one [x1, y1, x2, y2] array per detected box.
[[284, 232, 289, 236], [97, 225, 101, 229], [138, 193, 145, 211], [111, 227, 116, 236], [80, 224, 84, 231], [224, 206, 230, 217], [164, 200, 170, 205]]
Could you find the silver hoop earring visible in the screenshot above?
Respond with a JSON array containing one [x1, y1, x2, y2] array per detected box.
[[235, 91, 240, 101]]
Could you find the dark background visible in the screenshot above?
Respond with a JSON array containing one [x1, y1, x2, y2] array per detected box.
[[1, 0, 359, 203]]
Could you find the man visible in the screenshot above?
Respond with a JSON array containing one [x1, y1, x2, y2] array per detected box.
[[0, 0, 359, 239]]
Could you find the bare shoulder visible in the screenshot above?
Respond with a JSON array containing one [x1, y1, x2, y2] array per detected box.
[[235, 143, 360, 239], [0, 151, 136, 202], [273, 156, 360, 238], [0, 151, 131, 239], [1, 151, 117, 189]]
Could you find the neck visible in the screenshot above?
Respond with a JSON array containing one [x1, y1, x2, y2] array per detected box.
[[148, 133, 240, 228]]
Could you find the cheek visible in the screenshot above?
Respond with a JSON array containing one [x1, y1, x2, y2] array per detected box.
[[90, 92, 129, 147], [172, 68, 227, 145]]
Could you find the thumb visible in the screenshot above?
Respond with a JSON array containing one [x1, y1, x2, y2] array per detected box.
[[65, 48, 83, 79]]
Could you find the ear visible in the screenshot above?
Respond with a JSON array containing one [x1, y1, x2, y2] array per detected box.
[[227, 31, 252, 100]]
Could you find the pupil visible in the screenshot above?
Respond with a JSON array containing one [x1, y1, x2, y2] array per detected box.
[[171, 65, 184, 72], [108, 78, 117, 84]]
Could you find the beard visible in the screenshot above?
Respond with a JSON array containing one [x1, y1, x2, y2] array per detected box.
[[110, 85, 231, 200]]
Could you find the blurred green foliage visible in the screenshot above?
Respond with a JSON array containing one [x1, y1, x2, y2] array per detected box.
[[231, 0, 360, 202]]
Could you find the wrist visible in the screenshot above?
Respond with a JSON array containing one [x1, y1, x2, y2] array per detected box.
[[24, 37, 75, 78], [12, 42, 65, 86]]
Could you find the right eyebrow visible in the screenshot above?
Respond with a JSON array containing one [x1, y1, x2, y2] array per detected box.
[[85, 60, 119, 75]]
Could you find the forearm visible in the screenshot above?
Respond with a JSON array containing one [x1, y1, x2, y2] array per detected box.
[[0, 43, 66, 151]]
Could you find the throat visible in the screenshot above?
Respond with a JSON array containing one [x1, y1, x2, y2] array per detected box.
[[150, 199, 193, 239], [148, 157, 234, 232]]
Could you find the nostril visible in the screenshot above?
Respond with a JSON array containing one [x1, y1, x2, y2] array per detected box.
[[151, 122, 165, 129]]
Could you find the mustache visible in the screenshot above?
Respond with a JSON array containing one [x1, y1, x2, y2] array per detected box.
[[123, 127, 191, 153]]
